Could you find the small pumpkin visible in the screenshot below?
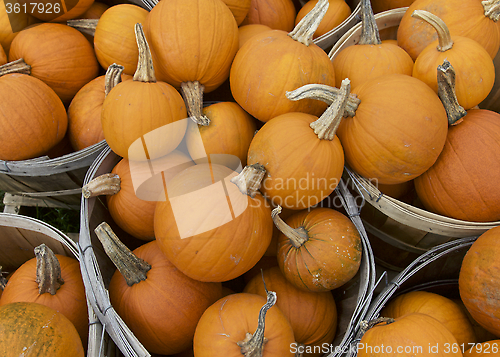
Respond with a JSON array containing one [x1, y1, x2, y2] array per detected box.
[[96, 223, 222, 355], [371, 0, 415, 14], [459, 226, 500, 337], [238, 24, 272, 49], [101, 23, 188, 161], [0, 244, 88, 345], [331, 0, 413, 90], [272, 205, 362, 292], [240, 0, 297, 31], [295, 0, 351, 39], [231, 0, 335, 123], [381, 291, 477, 346], [222, 0, 252, 25], [0, 301, 84, 357], [8, 23, 99, 104], [0, 45, 6, 65], [193, 290, 295, 356], [0, 0, 37, 53], [244, 266, 337, 357]]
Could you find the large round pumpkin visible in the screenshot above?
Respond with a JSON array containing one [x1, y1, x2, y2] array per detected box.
[[0, 73, 67, 161], [154, 163, 273, 282], [459, 226, 500, 337], [0, 301, 84, 357], [8, 23, 99, 104]]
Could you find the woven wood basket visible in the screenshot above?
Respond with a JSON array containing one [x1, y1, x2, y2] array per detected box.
[[79, 145, 377, 357], [328, 7, 500, 271], [0, 140, 107, 209], [0, 212, 118, 356]]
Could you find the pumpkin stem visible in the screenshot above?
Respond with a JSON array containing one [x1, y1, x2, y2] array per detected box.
[[236, 289, 277, 357], [0, 58, 31, 76], [483, 0, 500, 22], [105, 63, 125, 97], [271, 206, 309, 248], [34, 244, 65, 295], [310, 79, 350, 140], [230, 164, 266, 198], [133, 23, 156, 83], [94, 222, 151, 286], [437, 60, 467, 125], [294, 343, 306, 357], [66, 19, 99, 37], [286, 83, 360, 117], [180, 81, 211, 126], [82, 173, 121, 199], [0, 266, 8, 291], [359, 317, 395, 334], [411, 10, 453, 52], [358, 0, 381, 45], [288, 0, 329, 46]]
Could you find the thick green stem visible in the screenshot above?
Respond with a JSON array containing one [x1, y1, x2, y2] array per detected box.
[[288, 0, 329, 46], [358, 0, 381, 45], [34, 244, 65, 295], [271, 206, 309, 248], [412, 10, 453, 52]]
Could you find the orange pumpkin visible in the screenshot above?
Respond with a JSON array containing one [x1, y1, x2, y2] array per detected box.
[[273, 206, 362, 292], [154, 162, 274, 282], [96, 224, 223, 355], [79, 1, 109, 18], [68, 64, 132, 151], [0, 72, 67, 161], [193, 292, 295, 356], [397, 0, 500, 60], [222, 0, 252, 25], [244, 266, 337, 356], [0, 302, 84, 357], [358, 313, 462, 357], [94, 4, 149, 75], [240, 0, 296, 31], [464, 340, 500, 356], [238, 24, 273, 50], [295, 0, 351, 39], [381, 291, 477, 345], [0, 45, 6, 65], [0, 244, 88, 345], [371, 0, 415, 14], [8, 23, 99, 104], [411, 10, 495, 110], [101, 24, 188, 161], [231, 0, 335, 123], [331, 0, 413, 90], [0, 0, 37, 53], [459, 226, 500, 337]]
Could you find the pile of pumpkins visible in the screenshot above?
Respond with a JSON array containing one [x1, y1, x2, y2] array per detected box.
[[0, 0, 499, 355]]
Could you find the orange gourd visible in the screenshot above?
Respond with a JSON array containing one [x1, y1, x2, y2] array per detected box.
[[331, 0, 413, 90], [0, 302, 84, 357], [241, 0, 296, 31], [358, 314, 462, 357], [231, 0, 335, 123], [0, 71, 67, 161], [0, 45, 6, 65], [94, 4, 149, 75], [154, 162, 273, 282], [459, 226, 500, 337], [222, 0, 252, 25], [0, 244, 88, 345], [96, 224, 222, 355], [295, 0, 351, 39], [79, 1, 109, 18], [193, 291, 295, 356], [8, 23, 99, 104], [272, 206, 362, 292], [397, 0, 500, 60], [411, 10, 495, 110], [371, 0, 415, 14], [238, 24, 272, 50], [244, 266, 337, 356], [68, 64, 132, 151], [381, 291, 477, 345], [101, 24, 188, 161]]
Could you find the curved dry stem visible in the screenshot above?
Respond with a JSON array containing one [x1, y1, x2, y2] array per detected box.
[[180, 81, 210, 126], [230, 164, 266, 198], [236, 289, 277, 357], [286, 83, 360, 117], [483, 0, 500, 21], [0, 266, 6, 291], [0, 58, 31, 76], [34, 244, 64, 295], [288, 0, 329, 46], [66, 19, 98, 36], [105, 63, 125, 97], [310, 78, 350, 140], [437, 60, 467, 125], [133, 23, 156, 83], [271, 206, 309, 248], [358, 0, 381, 45], [82, 173, 121, 199], [412, 10, 453, 52], [359, 317, 395, 335], [95, 222, 151, 286]]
